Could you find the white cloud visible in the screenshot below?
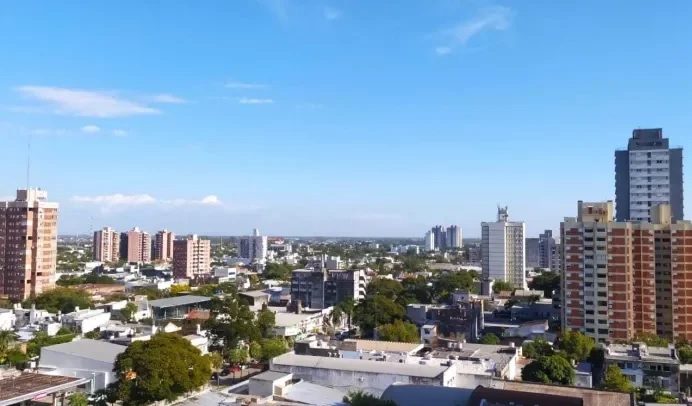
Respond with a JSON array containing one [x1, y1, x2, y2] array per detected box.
[[72, 193, 224, 209], [296, 103, 324, 110], [324, 7, 341, 21], [225, 81, 269, 89], [112, 129, 128, 137], [151, 94, 186, 104], [81, 125, 101, 134], [16, 86, 161, 118], [434, 6, 512, 55], [238, 97, 274, 105]]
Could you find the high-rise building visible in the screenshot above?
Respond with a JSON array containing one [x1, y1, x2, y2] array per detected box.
[[538, 230, 556, 269], [0, 189, 58, 300], [525, 238, 540, 269], [154, 229, 175, 261], [446, 225, 462, 248], [93, 227, 120, 263], [561, 201, 692, 343], [173, 234, 211, 278], [481, 206, 526, 293], [238, 228, 268, 262], [290, 267, 369, 309], [125, 227, 151, 263], [615, 128, 684, 222], [431, 225, 446, 250], [424, 230, 435, 252]]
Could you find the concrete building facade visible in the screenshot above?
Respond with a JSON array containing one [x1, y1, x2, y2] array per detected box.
[[239, 228, 268, 262], [93, 227, 120, 263], [561, 201, 692, 343], [615, 128, 684, 222], [481, 206, 526, 292], [125, 227, 151, 263], [172, 234, 211, 278], [525, 238, 539, 269], [0, 189, 59, 300], [153, 229, 175, 261]]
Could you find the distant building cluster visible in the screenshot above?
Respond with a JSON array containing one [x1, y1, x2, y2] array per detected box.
[[424, 225, 462, 251]]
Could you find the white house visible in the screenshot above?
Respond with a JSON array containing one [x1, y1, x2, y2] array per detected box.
[[0, 309, 17, 331], [39, 339, 126, 393], [60, 308, 111, 333]]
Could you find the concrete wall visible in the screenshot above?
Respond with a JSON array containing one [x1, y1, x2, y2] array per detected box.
[[248, 379, 274, 397]]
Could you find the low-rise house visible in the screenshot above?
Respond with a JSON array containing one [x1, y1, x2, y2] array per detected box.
[[502, 320, 549, 338], [0, 308, 17, 331], [407, 301, 484, 342], [604, 342, 680, 393], [39, 339, 126, 393], [60, 308, 111, 333], [239, 290, 271, 308], [267, 304, 334, 339]]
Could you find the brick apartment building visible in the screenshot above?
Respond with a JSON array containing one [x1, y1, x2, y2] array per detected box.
[[0, 189, 58, 300], [126, 227, 151, 263], [93, 227, 120, 263], [154, 229, 175, 261], [562, 201, 692, 343], [172, 234, 211, 278]]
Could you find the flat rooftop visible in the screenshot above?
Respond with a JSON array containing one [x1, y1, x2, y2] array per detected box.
[[342, 339, 422, 353], [41, 339, 126, 364], [148, 295, 212, 308], [271, 353, 450, 378], [0, 373, 88, 406]]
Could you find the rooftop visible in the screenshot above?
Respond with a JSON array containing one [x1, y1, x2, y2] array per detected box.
[[147, 295, 212, 308], [271, 353, 450, 378], [41, 339, 126, 364], [341, 339, 422, 354], [605, 343, 678, 364], [251, 370, 291, 382], [0, 373, 88, 405], [281, 381, 347, 406], [381, 384, 475, 406], [239, 290, 271, 298], [269, 306, 324, 327]]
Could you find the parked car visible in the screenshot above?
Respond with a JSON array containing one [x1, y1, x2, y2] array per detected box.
[[220, 368, 231, 376]]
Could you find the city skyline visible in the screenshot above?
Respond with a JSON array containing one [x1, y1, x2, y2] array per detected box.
[[1, 1, 692, 236]]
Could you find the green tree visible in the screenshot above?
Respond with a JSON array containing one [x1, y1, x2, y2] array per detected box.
[[206, 351, 223, 369], [27, 331, 77, 357], [354, 295, 405, 337], [229, 348, 249, 366], [264, 262, 293, 281], [399, 276, 433, 304], [26, 287, 93, 313], [522, 338, 554, 359], [256, 307, 276, 338], [339, 297, 356, 329], [84, 330, 100, 339], [432, 271, 476, 301], [377, 320, 419, 343], [330, 306, 344, 328], [632, 332, 670, 347], [112, 333, 211, 406], [121, 301, 139, 322], [528, 271, 560, 298], [492, 280, 514, 294], [0, 330, 19, 362], [343, 390, 397, 406], [260, 338, 289, 362], [67, 392, 89, 406], [366, 279, 403, 300], [205, 295, 260, 355], [480, 333, 501, 345], [249, 341, 263, 361], [558, 330, 595, 362], [602, 364, 633, 393], [678, 344, 692, 364], [521, 355, 575, 385]]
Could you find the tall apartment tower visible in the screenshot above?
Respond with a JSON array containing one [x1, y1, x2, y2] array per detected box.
[[93, 227, 120, 263], [0, 189, 59, 300], [446, 225, 462, 248], [431, 225, 446, 250], [561, 201, 692, 343], [424, 230, 435, 252], [238, 228, 268, 262], [126, 227, 151, 263], [615, 128, 684, 222], [154, 229, 175, 261], [172, 234, 211, 278], [481, 206, 526, 292], [525, 238, 540, 269], [538, 230, 556, 269]]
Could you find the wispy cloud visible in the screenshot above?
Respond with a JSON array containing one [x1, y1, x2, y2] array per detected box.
[[258, 0, 290, 23], [238, 97, 274, 105], [295, 103, 324, 110], [81, 125, 101, 134], [226, 81, 269, 89], [71, 193, 262, 213], [324, 7, 341, 21], [150, 93, 186, 104], [434, 6, 512, 55], [15, 86, 161, 118], [112, 129, 128, 137]]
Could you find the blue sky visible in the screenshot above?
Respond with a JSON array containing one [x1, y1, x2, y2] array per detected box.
[[1, 0, 691, 237]]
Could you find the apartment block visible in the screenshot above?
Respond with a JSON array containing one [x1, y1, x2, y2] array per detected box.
[[481, 206, 526, 292], [93, 227, 120, 263], [0, 189, 59, 300], [615, 128, 684, 222], [238, 228, 268, 262], [525, 238, 540, 269], [154, 229, 175, 261], [561, 201, 692, 343], [290, 268, 368, 309], [125, 227, 151, 263], [172, 234, 211, 278]]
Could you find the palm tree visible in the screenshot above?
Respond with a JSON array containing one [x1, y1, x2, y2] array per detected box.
[[331, 306, 343, 328], [340, 298, 355, 330]]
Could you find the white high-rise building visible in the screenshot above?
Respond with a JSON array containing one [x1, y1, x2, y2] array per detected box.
[[446, 225, 462, 248], [238, 228, 268, 262], [481, 206, 526, 293], [424, 230, 435, 251]]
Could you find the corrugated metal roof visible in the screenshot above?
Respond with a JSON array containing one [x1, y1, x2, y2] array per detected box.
[[271, 354, 449, 378], [40, 339, 125, 364], [148, 295, 211, 308]]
